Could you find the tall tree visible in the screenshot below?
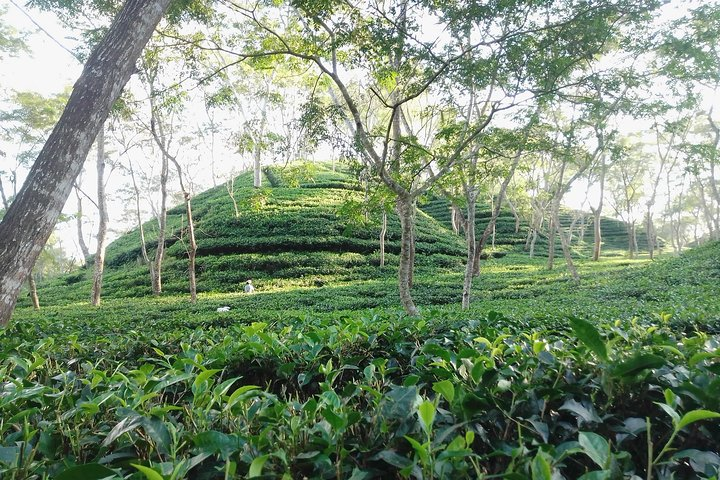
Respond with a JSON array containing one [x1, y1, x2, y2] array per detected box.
[[608, 140, 649, 258], [0, 0, 172, 326], [213, 0, 658, 314], [90, 124, 110, 306]]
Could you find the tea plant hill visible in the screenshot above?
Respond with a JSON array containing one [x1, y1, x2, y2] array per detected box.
[[21, 163, 648, 308]]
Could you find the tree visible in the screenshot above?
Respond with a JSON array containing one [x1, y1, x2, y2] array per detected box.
[[0, 0, 172, 326], [0, 5, 28, 60], [0, 90, 69, 208], [608, 140, 649, 258], [214, 0, 658, 315], [90, 124, 110, 306]]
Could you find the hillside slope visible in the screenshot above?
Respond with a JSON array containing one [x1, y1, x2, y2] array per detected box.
[[25, 163, 670, 308], [30, 164, 466, 305]]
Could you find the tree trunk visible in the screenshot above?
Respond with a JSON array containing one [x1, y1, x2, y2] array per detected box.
[[547, 213, 556, 269], [74, 186, 92, 264], [379, 211, 387, 267], [462, 196, 477, 310], [506, 197, 520, 233], [451, 204, 463, 235], [472, 129, 526, 275], [0, 178, 9, 212], [149, 108, 170, 296], [254, 142, 262, 188], [628, 221, 638, 258], [645, 210, 654, 259], [592, 209, 602, 261], [529, 229, 538, 257], [0, 0, 171, 326], [91, 126, 109, 306], [396, 195, 419, 316], [171, 159, 198, 303], [554, 209, 580, 283], [128, 161, 150, 264], [27, 272, 40, 310], [226, 177, 240, 218]]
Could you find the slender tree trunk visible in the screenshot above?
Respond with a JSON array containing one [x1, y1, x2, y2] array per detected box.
[[591, 209, 602, 261], [628, 221, 638, 258], [547, 213, 556, 269], [451, 204, 463, 235], [408, 219, 415, 288], [152, 151, 168, 295], [396, 195, 419, 316], [27, 272, 40, 310], [645, 210, 654, 259], [472, 124, 528, 275], [529, 229, 538, 257], [0, 0, 171, 326], [698, 180, 718, 239], [226, 177, 240, 218], [128, 161, 150, 265], [74, 186, 92, 264], [254, 142, 262, 188], [524, 228, 532, 251], [0, 178, 9, 213], [91, 126, 109, 306], [177, 188, 198, 303], [379, 211, 387, 267], [554, 209, 580, 283], [153, 118, 198, 303], [462, 195, 477, 310], [506, 198, 520, 233]]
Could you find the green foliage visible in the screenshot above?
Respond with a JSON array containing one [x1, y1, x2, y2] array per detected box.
[[3, 298, 720, 478], [5, 164, 720, 478]]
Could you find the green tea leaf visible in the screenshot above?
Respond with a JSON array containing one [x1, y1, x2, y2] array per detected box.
[[531, 452, 552, 480], [676, 410, 720, 431], [404, 435, 430, 464], [132, 464, 165, 480], [248, 455, 269, 477], [560, 399, 602, 424], [610, 354, 665, 378], [193, 369, 222, 389], [375, 449, 413, 469], [569, 317, 608, 361], [56, 464, 119, 480], [432, 380, 455, 404], [102, 413, 144, 447], [657, 402, 681, 424], [579, 431, 610, 469], [418, 400, 436, 436], [322, 407, 346, 430]]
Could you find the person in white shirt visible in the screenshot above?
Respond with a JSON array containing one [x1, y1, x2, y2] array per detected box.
[[244, 280, 255, 293]]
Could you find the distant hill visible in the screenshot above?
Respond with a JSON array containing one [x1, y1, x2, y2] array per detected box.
[[26, 163, 654, 306], [422, 197, 652, 257], [30, 164, 466, 305]]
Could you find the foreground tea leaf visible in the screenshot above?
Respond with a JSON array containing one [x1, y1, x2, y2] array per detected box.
[[418, 400, 436, 436], [579, 431, 610, 469], [132, 464, 165, 480], [531, 452, 552, 480], [569, 317, 608, 361], [248, 454, 269, 477], [432, 380, 455, 404], [676, 410, 720, 431], [611, 354, 665, 378], [56, 464, 118, 480]]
